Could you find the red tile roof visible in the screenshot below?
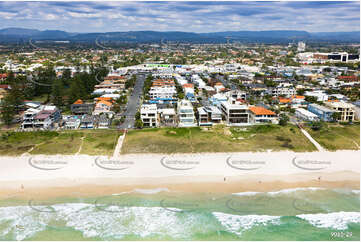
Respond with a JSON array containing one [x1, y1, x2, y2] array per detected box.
[[249, 106, 276, 115]]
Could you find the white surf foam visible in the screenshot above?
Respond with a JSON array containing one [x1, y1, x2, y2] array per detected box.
[[232, 192, 262, 197], [351, 190, 360, 194], [0, 206, 53, 241], [213, 212, 280, 236], [268, 187, 325, 196], [232, 187, 325, 197], [296, 211, 360, 230], [133, 188, 170, 194]]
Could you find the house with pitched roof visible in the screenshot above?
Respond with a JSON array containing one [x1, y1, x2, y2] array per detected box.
[[93, 100, 113, 115], [249, 106, 278, 124], [71, 99, 94, 115]]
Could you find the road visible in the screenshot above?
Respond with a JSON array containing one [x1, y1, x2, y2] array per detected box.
[[120, 74, 144, 129]]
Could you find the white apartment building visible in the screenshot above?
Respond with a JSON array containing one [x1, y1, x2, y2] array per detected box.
[[225, 90, 247, 100], [297, 41, 306, 52], [177, 99, 196, 127], [149, 86, 177, 100], [272, 83, 296, 97], [304, 90, 329, 102], [220, 98, 250, 126], [325, 102, 355, 122], [140, 104, 158, 127]]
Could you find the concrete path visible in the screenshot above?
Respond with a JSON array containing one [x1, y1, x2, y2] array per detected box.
[[299, 128, 326, 152], [113, 131, 126, 158]]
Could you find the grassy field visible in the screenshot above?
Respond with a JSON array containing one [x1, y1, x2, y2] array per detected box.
[[305, 123, 360, 151], [121, 124, 317, 154], [0, 131, 59, 156], [80, 129, 122, 156], [0, 129, 122, 156]]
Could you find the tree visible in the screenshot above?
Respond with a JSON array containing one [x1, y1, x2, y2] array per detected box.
[[310, 121, 324, 131], [278, 113, 289, 126], [331, 112, 341, 122], [296, 89, 306, 96], [135, 119, 143, 129], [0, 95, 16, 126], [305, 96, 318, 103], [51, 79, 64, 107]]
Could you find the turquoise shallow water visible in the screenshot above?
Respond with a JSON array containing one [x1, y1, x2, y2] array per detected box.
[[0, 188, 359, 241]]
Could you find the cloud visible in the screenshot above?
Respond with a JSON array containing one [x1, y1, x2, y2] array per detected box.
[[0, 1, 359, 32]]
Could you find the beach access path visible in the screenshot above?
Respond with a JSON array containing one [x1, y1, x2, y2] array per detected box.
[[113, 131, 126, 158], [299, 128, 326, 152]]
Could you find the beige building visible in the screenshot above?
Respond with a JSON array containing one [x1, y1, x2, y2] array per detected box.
[[325, 102, 355, 122]]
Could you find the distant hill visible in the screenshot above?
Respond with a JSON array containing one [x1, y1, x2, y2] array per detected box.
[[0, 28, 359, 44]]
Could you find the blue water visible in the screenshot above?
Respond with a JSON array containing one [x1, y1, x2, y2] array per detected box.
[[0, 188, 359, 240]]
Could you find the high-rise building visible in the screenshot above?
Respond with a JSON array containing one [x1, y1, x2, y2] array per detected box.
[[297, 41, 306, 52]]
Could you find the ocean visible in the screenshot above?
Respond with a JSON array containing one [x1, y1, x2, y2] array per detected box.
[[0, 187, 359, 241]]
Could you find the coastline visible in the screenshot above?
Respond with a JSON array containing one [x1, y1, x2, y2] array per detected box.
[[0, 150, 359, 200]]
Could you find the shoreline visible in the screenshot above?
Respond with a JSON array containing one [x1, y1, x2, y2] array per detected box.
[[0, 150, 359, 200]]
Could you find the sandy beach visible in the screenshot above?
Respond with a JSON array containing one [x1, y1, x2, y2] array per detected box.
[[0, 150, 359, 199]]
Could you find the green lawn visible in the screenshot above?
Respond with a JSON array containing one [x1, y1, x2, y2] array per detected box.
[[121, 124, 317, 154], [305, 123, 360, 151]]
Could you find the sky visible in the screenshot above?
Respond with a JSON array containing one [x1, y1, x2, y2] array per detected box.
[[0, 1, 359, 33]]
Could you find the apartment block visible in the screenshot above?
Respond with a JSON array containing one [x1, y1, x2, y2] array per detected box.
[[141, 104, 158, 127], [177, 99, 196, 127], [325, 102, 355, 122], [220, 99, 250, 126]]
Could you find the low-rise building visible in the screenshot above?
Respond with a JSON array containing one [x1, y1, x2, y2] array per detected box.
[[307, 104, 334, 122], [80, 115, 96, 129], [22, 105, 61, 130], [71, 99, 94, 115], [93, 100, 113, 115], [295, 108, 319, 121], [272, 83, 296, 97], [304, 90, 329, 102], [197, 106, 222, 126], [98, 114, 111, 129], [249, 106, 277, 124], [63, 116, 81, 129]]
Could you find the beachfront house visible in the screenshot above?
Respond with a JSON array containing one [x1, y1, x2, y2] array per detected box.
[[197, 106, 222, 126], [177, 99, 196, 127], [63, 115, 81, 129], [158, 108, 177, 127], [80, 115, 96, 129], [98, 114, 111, 129], [249, 106, 278, 124], [71, 99, 94, 115], [140, 104, 158, 127], [220, 98, 250, 126]]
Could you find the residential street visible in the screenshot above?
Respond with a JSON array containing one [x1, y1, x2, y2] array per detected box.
[[120, 74, 144, 129]]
